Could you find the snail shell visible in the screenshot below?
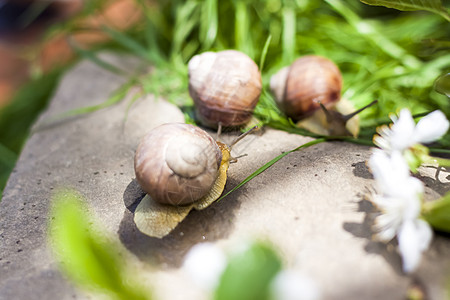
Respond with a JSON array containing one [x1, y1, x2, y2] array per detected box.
[[270, 55, 343, 121], [188, 50, 262, 128], [134, 123, 223, 206]]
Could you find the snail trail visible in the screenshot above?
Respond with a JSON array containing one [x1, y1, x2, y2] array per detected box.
[[118, 179, 241, 267]]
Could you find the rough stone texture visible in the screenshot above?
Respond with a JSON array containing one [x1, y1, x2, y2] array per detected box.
[[1, 53, 450, 300]]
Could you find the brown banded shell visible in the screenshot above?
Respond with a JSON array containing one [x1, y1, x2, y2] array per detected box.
[[134, 123, 222, 205], [188, 50, 262, 128], [270, 55, 343, 121]]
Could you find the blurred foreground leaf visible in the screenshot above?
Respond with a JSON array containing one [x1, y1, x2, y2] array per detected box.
[[215, 241, 282, 300], [422, 191, 450, 233], [49, 189, 151, 300], [435, 73, 450, 97]]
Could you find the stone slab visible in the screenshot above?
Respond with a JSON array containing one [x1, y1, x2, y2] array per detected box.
[[1, 53, 450, 300]]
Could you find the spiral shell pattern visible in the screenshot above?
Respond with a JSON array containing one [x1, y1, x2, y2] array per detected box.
[[134, 123, 222, 205]]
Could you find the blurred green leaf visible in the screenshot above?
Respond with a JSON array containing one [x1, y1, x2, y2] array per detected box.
[[359, 0, 450, 21], [281, 6, 296, 64], [234, 1, 254, 58], [49, 189, 151, 300], [435, 73, 450, 97], [326, 0, 422, 69], [0, 70, 62, 194], [171, 1, 200, 62], [215, 241, 282, 300], [200, 0, 218, 49], [423, 191, 450, 233]]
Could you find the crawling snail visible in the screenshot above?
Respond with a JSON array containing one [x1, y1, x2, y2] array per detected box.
[[188, 50, 262, 128], [133, 122, 255, 238], [270, 55, 376, 137]]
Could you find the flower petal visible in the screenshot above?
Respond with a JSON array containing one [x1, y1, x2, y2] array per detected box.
[[270, 270, 320, 300], [183, 242, 227, 291], [414, 110, 450, 144], [369, 150, 416, 197], [415, 219, 433, 252], [398, 220, 432, 273], [389, 109, 416, 151]]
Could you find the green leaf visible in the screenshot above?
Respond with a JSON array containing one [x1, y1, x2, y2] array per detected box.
[[49, 189, 151, 300], [435, 73, 450, 97], [0, 143, 17, 169], [359, 0, 450, 21], [0, 70, 62, 193], [215, 241, 282, 300], [423, 191, 450, 233]]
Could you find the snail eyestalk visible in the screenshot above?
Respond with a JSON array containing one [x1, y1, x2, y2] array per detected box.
[[217, 122, 223, 141], [319, 102, 334, 124], [317, 99, 379, 136], [342, 99, 378, 121], [229, 125, 259, 149]]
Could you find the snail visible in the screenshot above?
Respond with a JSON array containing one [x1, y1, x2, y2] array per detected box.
[[270, 55, 376, 137], [188, 50, 262, 128], [133, 122, 255, 238]]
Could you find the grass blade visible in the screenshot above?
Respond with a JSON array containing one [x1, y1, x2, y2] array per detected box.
[[218, 138, 327, 201], [234, 1, 254, 58], [171, 1, 200, 61], [33, 78, 136, 131], [326, 0, 422, 69], [282, 6, 296, 64], [102, 26, 152, 62], [68, 39, 127, 75], [259, 35, 272, 71], [200, 0, 218, 49]]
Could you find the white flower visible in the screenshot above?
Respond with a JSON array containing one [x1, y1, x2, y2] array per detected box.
[[368, 150, 423, 199], [270, 270, 320, 300], [398, 219, 432, 273], [371, 194, 419, 242], [374, 109, 449, 152], [182, 242, 227, 291], [368, 148, 432, 273]]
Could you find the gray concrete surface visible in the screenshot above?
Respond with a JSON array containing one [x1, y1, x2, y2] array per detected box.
[[1, 53, 449, 300]]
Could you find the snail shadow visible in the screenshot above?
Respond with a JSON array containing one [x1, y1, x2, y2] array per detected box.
[[343, 197, 404, 276], [118, 179, 241, 268]]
